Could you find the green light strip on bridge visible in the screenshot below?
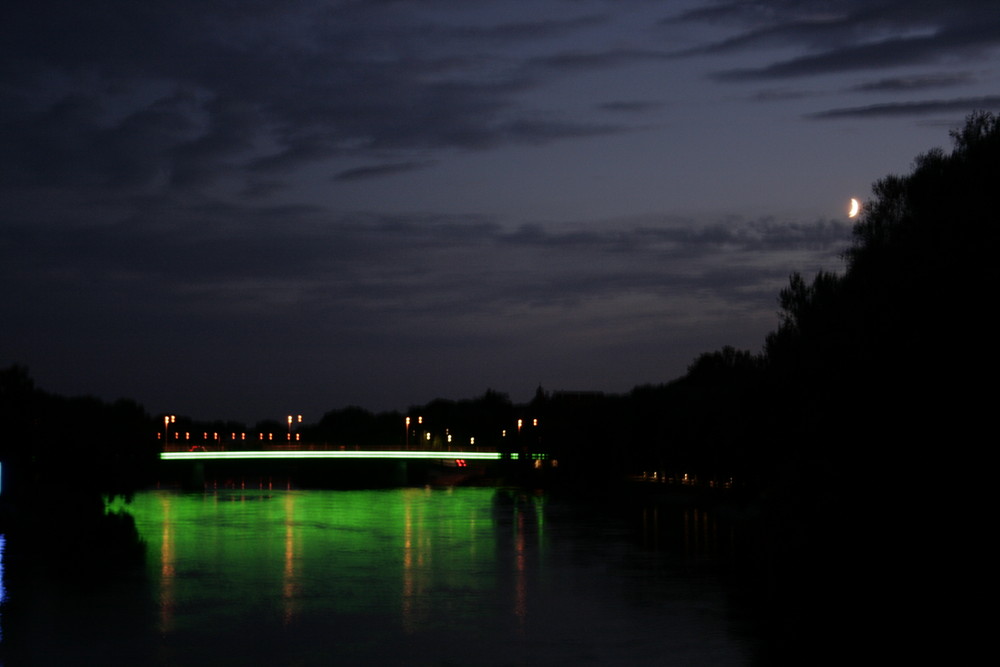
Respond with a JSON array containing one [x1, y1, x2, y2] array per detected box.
[[161, 450, 503, 461]]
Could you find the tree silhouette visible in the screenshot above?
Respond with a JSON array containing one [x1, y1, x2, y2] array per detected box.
[[741, 111, 1000, 661], [760, 112, 1000, 467], [0, 365, 155, 574]]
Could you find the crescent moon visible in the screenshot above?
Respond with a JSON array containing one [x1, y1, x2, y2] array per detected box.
[[848, 198, 860, 218]]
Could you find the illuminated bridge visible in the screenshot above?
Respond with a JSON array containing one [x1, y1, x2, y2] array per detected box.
[[159, 447, 547, 488], [161, 449, 505, 462]]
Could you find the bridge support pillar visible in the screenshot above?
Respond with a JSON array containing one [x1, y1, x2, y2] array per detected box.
[[391, 460, 408, 486], [191, 462, 205, 488]]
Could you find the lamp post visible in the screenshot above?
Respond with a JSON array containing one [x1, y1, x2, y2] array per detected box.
[[287, 415, 302, 442], [163, 415, 175, 449]]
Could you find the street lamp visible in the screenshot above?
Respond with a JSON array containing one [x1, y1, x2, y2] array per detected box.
[[287, 415, 302, 440], [163, 415, 175, 449]]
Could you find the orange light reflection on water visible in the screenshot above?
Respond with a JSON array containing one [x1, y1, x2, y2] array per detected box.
[[282, 493, 298, 625], [159, 495, 176, 634]]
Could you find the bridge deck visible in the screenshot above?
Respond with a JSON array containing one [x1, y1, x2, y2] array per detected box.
[[161, 449, 506, 461]]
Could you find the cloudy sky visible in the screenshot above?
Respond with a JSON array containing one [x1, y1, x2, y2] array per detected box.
[[4, 0, 999, 423]]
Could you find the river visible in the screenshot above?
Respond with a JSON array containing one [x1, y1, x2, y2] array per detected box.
[[2, 486, 763, 666]]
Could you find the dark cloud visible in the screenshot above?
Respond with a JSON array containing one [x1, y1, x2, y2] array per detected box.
[[807, 95, 1000, 119], [749, 88, 816, 102], [2, 203, 849, 323], [436, 14, 610, 42], [240, 179, 291, 199], [662, 2, 771, 26], [597, 100, 664, 113], [527, 48, 671, 71], [501, 216, 850, 253], [334, 161, 437, 181], [712, 31, 990, 81], [0, 1, 637, 201], [669, 1, 1000, 81], [460, 116, 624, 148], [668, 14, 859, 59], [851, 72, 976, 93]]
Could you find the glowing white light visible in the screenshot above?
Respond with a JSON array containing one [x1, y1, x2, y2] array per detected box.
[[848, 198, 861, 218], [161, 450, 502, 461]]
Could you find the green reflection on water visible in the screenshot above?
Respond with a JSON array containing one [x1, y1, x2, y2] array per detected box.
[[122, 488, 535, 636], [96, 489, 752, 666]]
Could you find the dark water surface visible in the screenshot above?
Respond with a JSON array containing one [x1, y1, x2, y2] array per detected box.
[[3, 487, 760, 666]]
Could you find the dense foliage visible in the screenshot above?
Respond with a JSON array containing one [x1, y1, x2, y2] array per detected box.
[[0, 365, 159, 503], [0, 365, 157, 573], [765, 111, 999, 486], [602, 111, 1000, 495]]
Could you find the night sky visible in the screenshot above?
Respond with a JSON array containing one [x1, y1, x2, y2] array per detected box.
[[4, 1, 999, 423]]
